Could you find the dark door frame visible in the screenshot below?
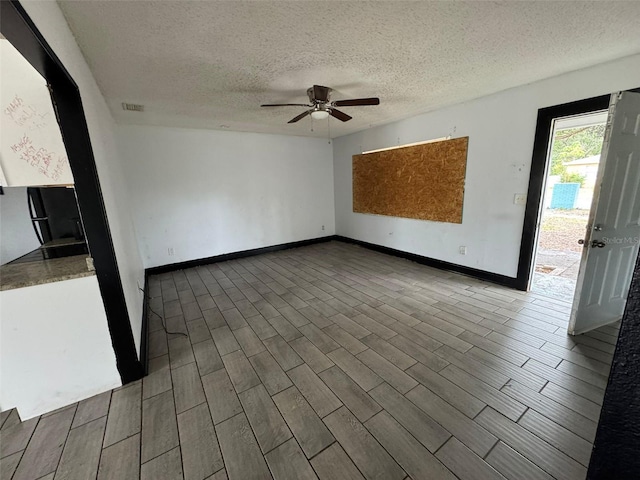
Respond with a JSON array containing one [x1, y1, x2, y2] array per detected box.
[[517, 88, 640, 292], [516, 94, 611, 291], [1, 1, 143, 383]]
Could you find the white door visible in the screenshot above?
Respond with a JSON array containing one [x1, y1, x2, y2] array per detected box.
[[569, 91, 640, 335]]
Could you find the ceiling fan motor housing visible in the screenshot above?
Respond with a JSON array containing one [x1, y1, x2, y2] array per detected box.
[[308, 86, 331, 104]]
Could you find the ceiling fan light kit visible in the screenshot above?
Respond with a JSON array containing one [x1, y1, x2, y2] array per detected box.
[[310, 109, 329, 120], [261, 85, 380, 124]]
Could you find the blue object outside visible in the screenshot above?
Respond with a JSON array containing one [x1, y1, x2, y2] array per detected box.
[[550, 183, 580, 209]]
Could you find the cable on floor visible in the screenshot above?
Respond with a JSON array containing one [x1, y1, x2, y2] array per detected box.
[[139, 286, 188, 337]]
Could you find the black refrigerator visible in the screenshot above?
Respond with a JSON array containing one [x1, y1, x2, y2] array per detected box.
[[27, 187, 88, 258]]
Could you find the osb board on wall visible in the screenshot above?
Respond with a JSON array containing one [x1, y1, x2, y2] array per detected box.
[[353, 137, 468, 223]]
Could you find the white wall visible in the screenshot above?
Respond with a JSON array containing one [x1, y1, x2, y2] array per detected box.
[[0, 276, 121, 419], [21, 0, 146, 355], [0, 187, 40, 264], [118, 125, 335, 268], [333, 54, 640, 278], [0, 39, 74, 186]]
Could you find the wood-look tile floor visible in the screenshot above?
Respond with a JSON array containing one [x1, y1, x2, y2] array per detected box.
[[0, 241, 620, 480]]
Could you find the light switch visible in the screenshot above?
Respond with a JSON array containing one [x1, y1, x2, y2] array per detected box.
[[514, 194, 527, 205]]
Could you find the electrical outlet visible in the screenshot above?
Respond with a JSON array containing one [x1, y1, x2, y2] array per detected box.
[[459, 246, 467, 255], [514, 194, 527, 205], [168, 247, 175, 256], [322, 225, 325, 230]]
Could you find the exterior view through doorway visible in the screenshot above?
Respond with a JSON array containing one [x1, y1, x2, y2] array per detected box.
[[524, 91, 640, 336], [531, 111, 607, 303]]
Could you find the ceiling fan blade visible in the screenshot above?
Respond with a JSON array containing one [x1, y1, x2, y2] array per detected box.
[[261, 103, 312, 107], [313, 85, 331, 102], [288, 110, 312, 124], [333, 97, 380, 107], [329, 108, 352, 122]]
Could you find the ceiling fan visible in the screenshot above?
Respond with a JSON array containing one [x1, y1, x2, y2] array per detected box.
[[261, 85, 380, 123]]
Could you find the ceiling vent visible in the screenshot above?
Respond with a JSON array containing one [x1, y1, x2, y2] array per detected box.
[[121, 102, 144, 112]]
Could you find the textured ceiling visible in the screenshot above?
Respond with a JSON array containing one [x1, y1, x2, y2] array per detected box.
[[57, 1, 640, 138]]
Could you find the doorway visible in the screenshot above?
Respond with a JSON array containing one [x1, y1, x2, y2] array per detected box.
[[1, 1, 143, 382], [531, 111, 607, 302], [519, 90, 640, 336]]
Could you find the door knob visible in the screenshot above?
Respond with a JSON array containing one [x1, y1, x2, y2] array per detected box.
[[591, 240, 606, 248], [578, 239, 585, 245]]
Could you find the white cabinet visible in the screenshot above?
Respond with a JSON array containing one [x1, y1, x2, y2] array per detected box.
[[0, 40, 74, 187]]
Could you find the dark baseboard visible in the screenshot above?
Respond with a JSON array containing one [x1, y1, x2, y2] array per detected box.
[[334, 235, 520, 290], [145, 235, 336, 276], [143, 234, 520, 291], [139, 272, 150, 376]]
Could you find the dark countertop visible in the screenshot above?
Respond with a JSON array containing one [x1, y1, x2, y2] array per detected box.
[[0, 254, 95, 291]]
